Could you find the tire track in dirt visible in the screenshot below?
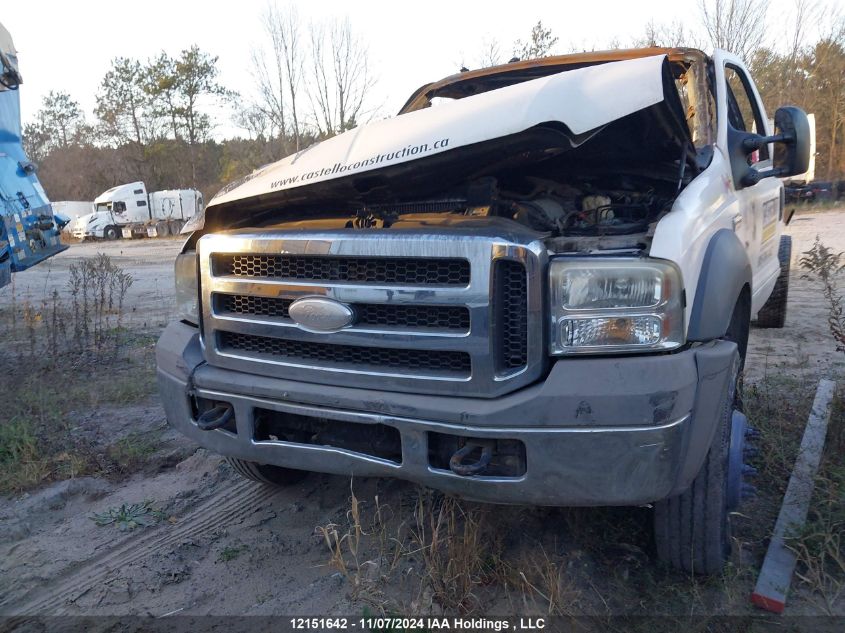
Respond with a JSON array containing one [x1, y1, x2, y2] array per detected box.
[[4, 478, 281, 617]]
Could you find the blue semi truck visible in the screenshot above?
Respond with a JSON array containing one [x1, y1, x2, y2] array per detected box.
[[0, 22, 66, 289]]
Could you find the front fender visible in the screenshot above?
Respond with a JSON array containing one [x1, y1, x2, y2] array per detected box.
[[687, 229, 751, 341]]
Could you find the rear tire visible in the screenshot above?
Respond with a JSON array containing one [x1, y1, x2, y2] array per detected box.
[[226, 457, 307, 486], [156, 221, 171, 237], [756, 235, 791, 328], [653, 353, 738, 574], [169, 220, 183, 235]]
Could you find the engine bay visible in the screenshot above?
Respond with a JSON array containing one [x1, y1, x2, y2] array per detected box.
[[245, 172, 678, 255]]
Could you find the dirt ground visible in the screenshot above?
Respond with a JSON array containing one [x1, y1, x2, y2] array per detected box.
[[1, 214, 843, 624], [4, 237, 183, 331], [745, 210, 845, 382]]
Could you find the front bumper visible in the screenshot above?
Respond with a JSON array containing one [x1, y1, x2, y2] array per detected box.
[[157, 321, 737, 506]]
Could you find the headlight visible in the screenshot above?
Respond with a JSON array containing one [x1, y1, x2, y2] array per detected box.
[[174, 252, 199, 325], [549, 258, 684, 354]]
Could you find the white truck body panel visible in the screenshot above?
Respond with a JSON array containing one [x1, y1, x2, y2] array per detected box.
[[53, 201, 94, 232], [209, 54, 668, 208], [148, 189, 202, 221], [651, 49, 783, 326], [0, 22, 19, 88], [142, 189, 203, 237], [70, 211, 108, 239]]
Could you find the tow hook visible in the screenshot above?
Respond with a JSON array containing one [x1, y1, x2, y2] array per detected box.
[[449, 440, 494, 476], [196, 403, 234, 431]]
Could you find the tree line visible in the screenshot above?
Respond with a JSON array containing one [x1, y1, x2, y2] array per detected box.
[[23, 0, 845, 205]]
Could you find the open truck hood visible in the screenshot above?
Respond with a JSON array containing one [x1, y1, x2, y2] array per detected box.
[[205, 54, 692, 226]]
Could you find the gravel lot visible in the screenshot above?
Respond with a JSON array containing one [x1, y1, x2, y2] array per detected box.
[[2, 236, 184, 330]]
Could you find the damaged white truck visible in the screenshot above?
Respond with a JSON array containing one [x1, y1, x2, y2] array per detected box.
[[156, 48, 810, 574]]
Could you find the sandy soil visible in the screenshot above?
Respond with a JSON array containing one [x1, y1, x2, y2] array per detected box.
[[1, 214, 843, 620], [745, 210, 845, 382]]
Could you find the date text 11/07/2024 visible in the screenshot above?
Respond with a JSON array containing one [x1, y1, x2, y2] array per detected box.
[[289, 617, 547, 630]]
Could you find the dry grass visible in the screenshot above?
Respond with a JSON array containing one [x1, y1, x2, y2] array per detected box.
[[316, 483, 406, 606], [315, 485, 589, 617], [786, 388, 845, 614], [0, 254, 160, 495], [410, 493, 489, 613]]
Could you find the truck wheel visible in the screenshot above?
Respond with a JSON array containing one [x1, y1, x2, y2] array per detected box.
[[103, 226, 119, 240], [225, 457, 307, 486], [156, 221, 171, 237], [755, 235, 791, 328], [653, 353, 739, 575], [169, 220, 184, 235]]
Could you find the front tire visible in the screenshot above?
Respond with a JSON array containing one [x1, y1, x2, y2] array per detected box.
[[103, 226, 119, 240], [653, 352, 739, 574], [756, 235, 791, 328], [226, 457, 307, 486]]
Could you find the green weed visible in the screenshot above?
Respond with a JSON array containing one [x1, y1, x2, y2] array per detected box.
[[91, 500, 165, 531]]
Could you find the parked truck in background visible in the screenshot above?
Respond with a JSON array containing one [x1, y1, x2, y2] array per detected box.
[[52, 200, 94, 233], [157, 48, 811, 575], [0, 22, 67, 289], [70, 181, 202, 240]]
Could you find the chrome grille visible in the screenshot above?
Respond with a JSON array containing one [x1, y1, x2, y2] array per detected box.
[[213, 253, 469, 285], [216, 294, 470, 331], [219, 331, 471, 374], [199, 228, 546, 397], [494, 260, 529, 370]]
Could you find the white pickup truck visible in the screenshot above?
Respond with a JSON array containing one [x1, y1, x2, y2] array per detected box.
[[156, 48, 810, 574]]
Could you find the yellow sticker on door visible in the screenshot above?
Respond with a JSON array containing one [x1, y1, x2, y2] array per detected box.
[[762, 198, 778, 244]]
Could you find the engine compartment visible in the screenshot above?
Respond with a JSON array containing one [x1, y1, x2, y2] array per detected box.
[[241, 172, 678, 255]]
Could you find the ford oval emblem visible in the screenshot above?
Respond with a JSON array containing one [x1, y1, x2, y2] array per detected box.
[[289, 297, 355, 332]]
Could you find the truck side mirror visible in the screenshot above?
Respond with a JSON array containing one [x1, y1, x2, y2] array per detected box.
[[728, 106, 811, 189], [770, 106, 811, 178]]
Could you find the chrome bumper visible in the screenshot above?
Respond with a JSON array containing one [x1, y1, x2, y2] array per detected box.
[[157, 321, 737, 506]]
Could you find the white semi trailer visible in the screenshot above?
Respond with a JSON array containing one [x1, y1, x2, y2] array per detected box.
[[71, 181, 203, 240], [52, 200, 94, 233]]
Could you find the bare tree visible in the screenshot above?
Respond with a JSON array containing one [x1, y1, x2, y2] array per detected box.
[[698, 0, 769, 63], [478, 37, 503, 68], [278, 5, 304, 148], [251, 47, 285, 139], [308, 18, 376, 136], [235, 104, 272, 140], [787, 0, 815, 61], [638, 19, 699, 48], [253, 3, 305, 149]]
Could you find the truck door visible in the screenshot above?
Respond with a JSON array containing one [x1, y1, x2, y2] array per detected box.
[[713, 51, 783, 316]]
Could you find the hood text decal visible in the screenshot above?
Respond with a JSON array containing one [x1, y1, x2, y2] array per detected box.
[[270, 137, 450, 190]]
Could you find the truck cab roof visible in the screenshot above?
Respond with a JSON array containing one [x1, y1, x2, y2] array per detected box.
[[94, 181, 146, 204], [400, 47, 709, 113]]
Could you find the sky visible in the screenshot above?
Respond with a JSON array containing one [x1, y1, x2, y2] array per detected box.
[[2, 0, 824, 138]]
